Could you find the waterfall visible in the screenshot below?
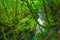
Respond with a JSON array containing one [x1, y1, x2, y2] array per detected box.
[[36, 13, 45, 33]]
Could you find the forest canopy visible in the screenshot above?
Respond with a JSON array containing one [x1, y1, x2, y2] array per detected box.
[[0, 0, 60, 40]]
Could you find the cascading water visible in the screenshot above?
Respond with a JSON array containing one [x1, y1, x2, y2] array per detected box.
[[36, 13, 45, 33], [33, 13, 45, 40]]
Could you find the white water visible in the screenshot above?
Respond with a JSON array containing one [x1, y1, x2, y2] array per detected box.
[[36, 13, 45, 33]]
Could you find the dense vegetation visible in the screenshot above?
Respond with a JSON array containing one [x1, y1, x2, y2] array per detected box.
[[0, 0, 60, 40]]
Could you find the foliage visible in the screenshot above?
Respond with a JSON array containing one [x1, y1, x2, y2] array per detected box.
[[0, 0, 60, 40]]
